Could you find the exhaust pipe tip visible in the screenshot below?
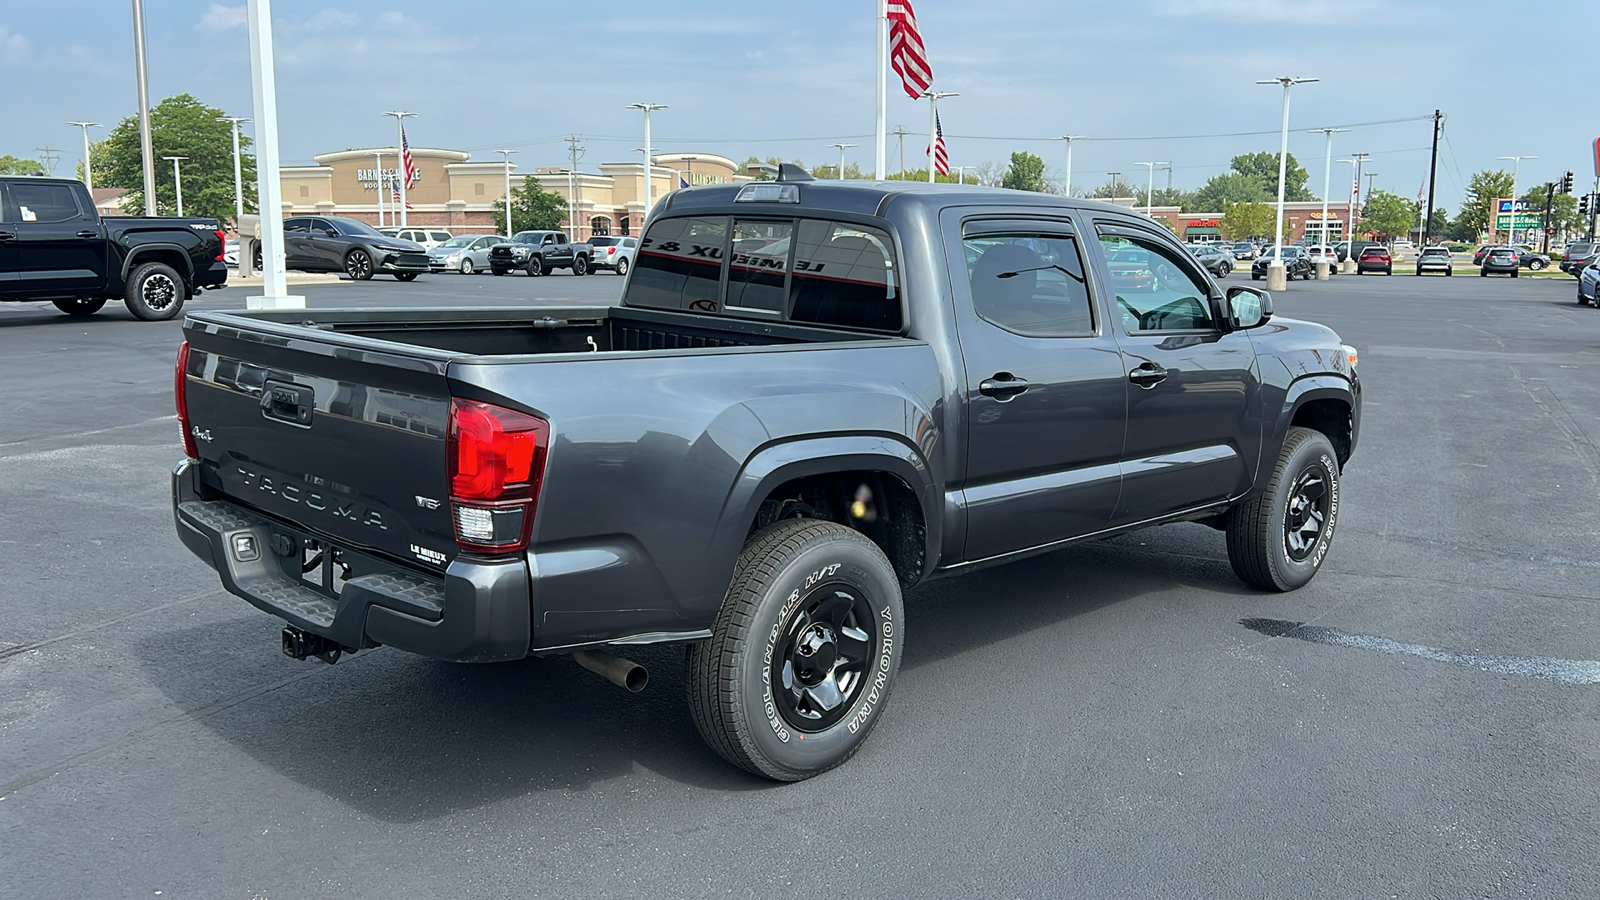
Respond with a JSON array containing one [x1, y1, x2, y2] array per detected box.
[[572, 649, 648, 692]]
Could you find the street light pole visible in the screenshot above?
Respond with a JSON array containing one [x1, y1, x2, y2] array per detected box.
[[163, 156, 188, 216], [219, 116, 251, 228], [372, 150, 385, 227], [130, 0, 157, 216], [921, 91, 959, 183], [244, 0, 298, 307], [627, 103, 667, 228], [67, 122, 99, 193], [1059, 135, 1084, 197], [382, 111, 416, 227], [1136, 161, 1166, 217], [1497, 154, 1536, 245], [497, 149, 516, 236], [1308, 127, 1348, 248], [828, 142, 858, 179], [951, 165, 975, 184], [1257, 76, 1319, 285]]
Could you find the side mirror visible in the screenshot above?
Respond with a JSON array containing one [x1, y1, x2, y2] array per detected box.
[[1225, 285, 1273, 330]]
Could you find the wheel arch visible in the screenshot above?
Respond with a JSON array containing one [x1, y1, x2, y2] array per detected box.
[[119, 245, 194, 295], [1276, 376, 1359, 465]]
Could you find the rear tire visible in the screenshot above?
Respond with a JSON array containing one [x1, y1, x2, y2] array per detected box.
[[1226, 426, 1341, 592], [1511, 270, 1519, 278], [616, 256, 630, 276], [573, 255, 588, 276], [123, 261, 186, 321], [491, 267, 507, 276], [53, 297, 106, 317], [686, 519, 904, 782]]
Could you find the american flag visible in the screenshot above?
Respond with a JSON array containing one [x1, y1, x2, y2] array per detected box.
[[400, 126, 419, 189], [929, 112, 949, 176], [391, 177, 412, 209], [887, 0, 932, 99]]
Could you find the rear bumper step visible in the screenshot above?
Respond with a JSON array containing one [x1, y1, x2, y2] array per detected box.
[[173, 459, 532, 662]]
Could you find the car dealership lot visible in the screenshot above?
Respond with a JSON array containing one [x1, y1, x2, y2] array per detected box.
[[2, 272, 1597, 898]]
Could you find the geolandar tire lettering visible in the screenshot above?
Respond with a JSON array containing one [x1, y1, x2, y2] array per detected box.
[[687, 518, 904, 782], [1225, 425, 1341, 592]]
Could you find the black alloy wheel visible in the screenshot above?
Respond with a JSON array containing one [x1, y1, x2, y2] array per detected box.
[[1282, 466, 1331, 563], [573, 256, 588, 276], [123, 261, 186, 321], [526, 258, 541, 276], [1226, 426, 1341, 591], [769, 582, 881, 733], [345, 249, 374, 281]]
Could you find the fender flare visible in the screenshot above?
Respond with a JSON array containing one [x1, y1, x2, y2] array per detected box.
[[121, 242, 195, 286], [1272, 373, 1360, 460], [706, 434, 942, 593]]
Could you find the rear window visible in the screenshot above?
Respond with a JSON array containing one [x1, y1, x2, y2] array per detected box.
[[1569, 243, 1596, 255], [430, 232, 451, 242], [7, 182, 85, 223], [627, 215, 901, 332], [591, 236, 618, 246]]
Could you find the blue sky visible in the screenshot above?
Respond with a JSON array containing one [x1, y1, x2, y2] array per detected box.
[[3, 0, 1589, 210]]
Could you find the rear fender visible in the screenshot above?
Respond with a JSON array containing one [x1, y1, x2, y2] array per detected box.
[[121, 242, 196, 286]]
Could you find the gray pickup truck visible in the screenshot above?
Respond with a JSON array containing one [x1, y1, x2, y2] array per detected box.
[[172, 170, 1360, 781], [487, 229, 594, 276]]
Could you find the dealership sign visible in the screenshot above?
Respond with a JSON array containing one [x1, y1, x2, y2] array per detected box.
[[1495, 199, 1532, 213]]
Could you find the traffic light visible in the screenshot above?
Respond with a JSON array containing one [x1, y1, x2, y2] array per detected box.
[[1582, 193, 1593, 217], [1561, 171, 1574, 193]]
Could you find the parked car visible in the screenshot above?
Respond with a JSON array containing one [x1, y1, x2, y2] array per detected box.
[[224, 239, 239, 267], [1389, 240, 1415, 257], [1355, 246, 1392, 275], [281, 215, 429, 281], [0, 175, 227, 320], [1511, 248, 1551, 270], [1306, 244, 1339, 271], [1251, 245, 1314, 280], [1479, 247, 1520, 277], [1188, 244, 1233, 278], [1576, 261, 1600, 305], [589, 235, 639, 275], [428, 234, 504, 274], [391, 227, 454, 250], [170, 174, 1360, 782], [1560, 241, 1600, 275], [1229, 241, 1257, 260], [488, 230, 595, 276], [1414, 246, 1454, 276]]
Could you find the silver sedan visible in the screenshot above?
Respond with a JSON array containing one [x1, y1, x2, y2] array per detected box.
[[428, 234, 506, 274]]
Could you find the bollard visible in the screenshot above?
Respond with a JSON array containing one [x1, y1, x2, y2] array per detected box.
[[1315, 260, 1330, 280], [1266, 262, 1288, 290]]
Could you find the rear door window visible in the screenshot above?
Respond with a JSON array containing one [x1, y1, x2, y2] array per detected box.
[[963, 233, 1093, 336], [9, 182, 85, 223]]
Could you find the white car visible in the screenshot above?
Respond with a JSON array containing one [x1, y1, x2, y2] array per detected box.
[[389, 227, 455, 250], [223, 239, 239, 267], [428, 234, 505, 275], [1306, 244, 1339, 271], [589, 236, 639, 275]]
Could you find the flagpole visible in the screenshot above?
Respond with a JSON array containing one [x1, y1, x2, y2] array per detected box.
[[875, 0, 887, 179]]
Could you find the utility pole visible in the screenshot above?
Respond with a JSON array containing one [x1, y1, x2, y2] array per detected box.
[[219, 116, 251, 228], [382, 111, 416, 227], [1364, 172, 1378, 204], [891, 126, 909, 176], [828, 142, 858, 179], [163, 156, 188, 216], [1542, 182, 1556, 254], [36, 147, 61, 176], [1423, 109, 1441, 245], [67, 122, 99, 190], [1108, 172, 1123, 197], [131, 0, 157, 216], [497, 149, 516, 236], [566, 134, 585, 239]]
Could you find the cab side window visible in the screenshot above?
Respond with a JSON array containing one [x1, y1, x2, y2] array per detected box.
[[963, 233, 1093, 337], [10, 182, 86, 224], [283, 218, 311, 233], [1094, 233, 1216, 333]]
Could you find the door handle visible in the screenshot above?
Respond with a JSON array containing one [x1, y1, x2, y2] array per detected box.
[[0, 232, 15, 242], [978, 374, 1030, 401], [1128, 363, 1168, 388], [77, 230, 98, 239]]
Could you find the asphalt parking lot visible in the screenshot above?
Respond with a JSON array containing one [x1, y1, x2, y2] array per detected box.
[[2, 268, 1598, 898]]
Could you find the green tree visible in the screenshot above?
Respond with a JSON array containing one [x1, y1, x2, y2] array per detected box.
[[1230, 151, 1313, 201], [98, 94, 255, 225], [886, 168, 972, 183], [1521, 185, 1581, 241], [492, 175, 566, 234], [1218, 201, 1278, 241], [1001, 151, 1048, 192], [1191, 172, 1270, 211], [1148, 187, 1197, 210], [1360, 189, 1415, 241], [1088, 178, 1141, 200], [0, 154, 46, 175], [1454, 169, 1515, 239]]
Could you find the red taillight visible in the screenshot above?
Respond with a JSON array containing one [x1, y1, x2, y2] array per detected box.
[[607, 247, 616, 255], [176, 341, 197, 459], [214, 230, 226, 262], [447, 399, 549, 552]]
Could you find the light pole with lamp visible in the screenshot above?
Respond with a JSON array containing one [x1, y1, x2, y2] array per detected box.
[[828, 142, 858, 180], [497, 149, 516, 236], [381, 111, 416, 227], [1059, 135, 1084, 196], [66, 121, 99, 192], [372, 150, 386, 227], [921, 90, 958, 183], [218, 116, 251, 228], [163, 156, 188, 216], [1308, 127, 1348, 277], [626, 103, 667, 224], [1497, 154, 1536, 245], [951, 165, 975, 184], [1257, 76, 1318, 290], [1136, 161, 1166, 217], [130, 0, 157, 216]]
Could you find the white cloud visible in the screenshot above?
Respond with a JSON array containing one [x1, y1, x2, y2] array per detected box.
[[305, 9, 360, 32], [197, 4, 246, 32], [0, 25, 30, 64]]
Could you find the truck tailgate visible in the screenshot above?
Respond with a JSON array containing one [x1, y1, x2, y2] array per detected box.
[[180, 316, 458, 572]]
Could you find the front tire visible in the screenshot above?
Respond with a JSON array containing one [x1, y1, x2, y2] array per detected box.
[[687, 519, 904, 782], [395, 272, 419, 282], [1530, 259, 1546, 270], [1226, 426, 1341, 592], [526, 258, 541, 277], [460, 258, 475, 275], [344, 249, 374, 281], [123, 261, 186, 321], [573, 256, 588, 276], [53, 297, 106, 317]]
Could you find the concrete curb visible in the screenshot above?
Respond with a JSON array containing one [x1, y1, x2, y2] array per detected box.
[[222, 274, 346, 288]]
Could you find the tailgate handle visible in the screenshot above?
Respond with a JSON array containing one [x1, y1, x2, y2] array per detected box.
[[260, 380, 314, 427]]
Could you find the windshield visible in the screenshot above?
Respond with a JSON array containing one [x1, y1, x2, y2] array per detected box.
[[438, 237, 475, 249]]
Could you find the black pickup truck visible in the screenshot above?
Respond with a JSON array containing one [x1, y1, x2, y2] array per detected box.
[[172, 171, 1360, 781], [487, 229, 594, 276], [1, 176, 226, 320]]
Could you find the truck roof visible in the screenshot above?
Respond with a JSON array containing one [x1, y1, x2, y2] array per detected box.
[[659, 180, 1140, 221]]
